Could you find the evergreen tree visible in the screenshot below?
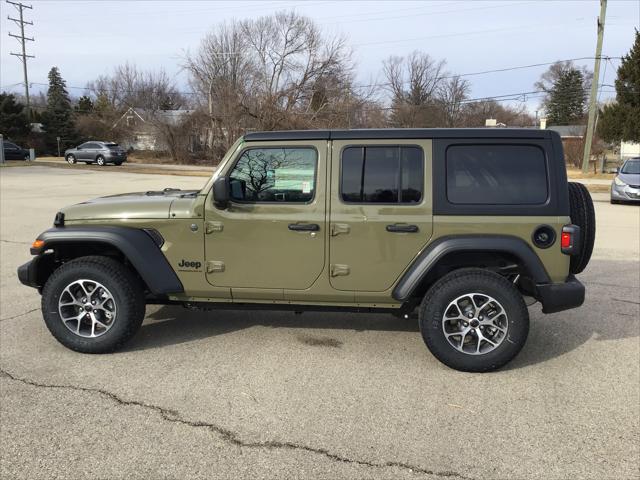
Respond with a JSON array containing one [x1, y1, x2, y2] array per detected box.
[[0, 93, 30, 142], [598, 29, 640, 143], [545, 68, 587, 125], [41, 67, 77, 152], [76, 95, 94, 114], [94, 92, 111, 116]]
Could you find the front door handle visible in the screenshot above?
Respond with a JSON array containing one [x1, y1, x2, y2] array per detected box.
[[288, 223, 320, 232], [386, 224, 419, 233]]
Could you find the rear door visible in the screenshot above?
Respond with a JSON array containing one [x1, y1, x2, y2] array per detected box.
[[329, 139, 433, 292]]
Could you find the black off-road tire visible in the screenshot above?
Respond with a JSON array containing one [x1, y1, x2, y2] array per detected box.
[[419, 268, 529, 372], [567, 182, 596, 274], [41, 256, 145, 353]]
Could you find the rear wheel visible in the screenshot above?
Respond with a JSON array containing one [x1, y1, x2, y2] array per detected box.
[[66, 154, 76, 164], [419, 268, 529, 372], [567, 182, 595, 274], [96, 155, 106, 166], [41, 256, 145, 353], [114, 161, 123, 166]]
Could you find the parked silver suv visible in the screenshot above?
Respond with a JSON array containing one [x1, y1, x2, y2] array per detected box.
[[611, 157, 640, 204], [64, 141, 127, 166]]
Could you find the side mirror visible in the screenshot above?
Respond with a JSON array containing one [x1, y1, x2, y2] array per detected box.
[[213, 177, 229, 209], [77, 146, 82, 150], [615, 167, 620, 173]]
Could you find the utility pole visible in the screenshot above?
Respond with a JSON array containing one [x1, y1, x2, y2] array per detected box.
[[582, 0, 607, 173], [7, 0, 34, 121]]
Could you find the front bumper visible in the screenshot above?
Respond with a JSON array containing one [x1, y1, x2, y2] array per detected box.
[[611, 183, 640, 202], [536, 275, 585, 314], [17, 253, 55, 290], [18, 259, 38, 288]]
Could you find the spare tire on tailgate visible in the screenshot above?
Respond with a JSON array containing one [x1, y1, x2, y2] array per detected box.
[[567, 182, 595, 274]]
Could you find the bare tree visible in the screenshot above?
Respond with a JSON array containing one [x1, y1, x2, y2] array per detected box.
[[382, 51, 447, 127], [87, 63, 186, 112], [184, 10, 355, 156], [437, 76, 470, 127]]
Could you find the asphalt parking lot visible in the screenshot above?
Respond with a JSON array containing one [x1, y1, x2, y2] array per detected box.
[[1, 165, 638, 480]]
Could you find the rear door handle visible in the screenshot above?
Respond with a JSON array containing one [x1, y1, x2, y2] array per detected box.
[[288, 223, 320, 232], [386, 224, 419, 233]]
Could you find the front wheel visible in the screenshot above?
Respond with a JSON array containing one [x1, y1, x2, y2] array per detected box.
[[419, 268, 529, 372], [41, 256, 146, 353], [66, 154, 76, 164], [96, 155, 106, 166]]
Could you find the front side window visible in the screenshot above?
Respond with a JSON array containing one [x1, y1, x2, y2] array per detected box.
[[446, 144, 548, 205], [228, 147, 317, 203], [341, 146, 424, 204]]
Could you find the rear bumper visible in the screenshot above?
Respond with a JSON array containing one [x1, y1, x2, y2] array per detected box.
[[536, 275, 585, 314]]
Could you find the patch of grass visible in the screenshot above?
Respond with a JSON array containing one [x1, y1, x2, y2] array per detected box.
[[0, 160, 34, 167], [566, 167, 615, 180]]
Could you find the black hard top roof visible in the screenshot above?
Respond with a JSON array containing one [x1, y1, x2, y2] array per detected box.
[[244, 128, 554, 142]]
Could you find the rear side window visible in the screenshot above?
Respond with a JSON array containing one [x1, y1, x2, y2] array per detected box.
[[229, 147, 317, 203], [446, 145, 548, 205], [341, 146, 424, 203]]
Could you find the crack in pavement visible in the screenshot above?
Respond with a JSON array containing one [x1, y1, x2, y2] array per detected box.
[[0, 239, 31, 245], [0, 308, 39, 323], [612, 298, 640, 305], [0, 368, 474, 480]]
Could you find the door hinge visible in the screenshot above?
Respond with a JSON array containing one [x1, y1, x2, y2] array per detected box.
[[330, 264, 350, 277], [205, 221, 224, 234], [206, 261, 225, 273], [331, 223, 350, 236]]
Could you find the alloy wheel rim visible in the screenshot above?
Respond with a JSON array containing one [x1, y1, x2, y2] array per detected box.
[[441, 292, 508, 355], [58, 279, 116, 338], [67, 156, 74, 163]]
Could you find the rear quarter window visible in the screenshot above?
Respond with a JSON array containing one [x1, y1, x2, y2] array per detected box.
[[446, 144, 548, 205]]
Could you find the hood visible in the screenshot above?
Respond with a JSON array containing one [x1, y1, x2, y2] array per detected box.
[[618, 172, 640, 187], [61, 188, 199, 221]]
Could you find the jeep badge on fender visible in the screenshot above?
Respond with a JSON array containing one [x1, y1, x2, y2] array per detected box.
[[178, 260, 202, 270], [17, 129, 594, 372]]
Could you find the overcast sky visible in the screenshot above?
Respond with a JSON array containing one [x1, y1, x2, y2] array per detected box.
[[1, 0, 638, 113]]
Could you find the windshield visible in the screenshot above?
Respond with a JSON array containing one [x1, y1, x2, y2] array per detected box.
[[621, 159, 640, 175]]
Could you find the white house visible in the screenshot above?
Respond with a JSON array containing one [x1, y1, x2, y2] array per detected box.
[[113, 107, 197, 151], [620, 141, 640, 160]]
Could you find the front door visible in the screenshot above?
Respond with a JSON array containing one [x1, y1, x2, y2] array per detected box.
[[329, 139, 433, 292], [77, 142, 93, 161], [204, 141, 327, 292]]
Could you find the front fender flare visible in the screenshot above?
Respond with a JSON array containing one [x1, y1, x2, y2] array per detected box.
[[28, 226, 183, 295], [392, 235, 551, 302]]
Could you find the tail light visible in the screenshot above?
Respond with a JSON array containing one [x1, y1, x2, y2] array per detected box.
[[561, 225, 581, 255]]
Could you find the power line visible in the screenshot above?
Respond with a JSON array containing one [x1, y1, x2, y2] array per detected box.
[[6, 0, 34, 120], [25, 56, 621, 98]]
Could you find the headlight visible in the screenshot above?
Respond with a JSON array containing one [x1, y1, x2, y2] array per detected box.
[[614, 177, 627, 186]]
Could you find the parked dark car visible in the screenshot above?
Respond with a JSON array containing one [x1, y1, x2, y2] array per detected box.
[[611, 157, 640, 204], [3, 141, 30, 160], [64, 141, 127, 166]]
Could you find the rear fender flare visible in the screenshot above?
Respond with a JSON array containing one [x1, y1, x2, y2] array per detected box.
[[392, 235, 551, 302]]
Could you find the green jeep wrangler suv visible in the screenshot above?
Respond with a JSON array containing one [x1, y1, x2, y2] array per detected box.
[[18, 129, 595, 372]]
